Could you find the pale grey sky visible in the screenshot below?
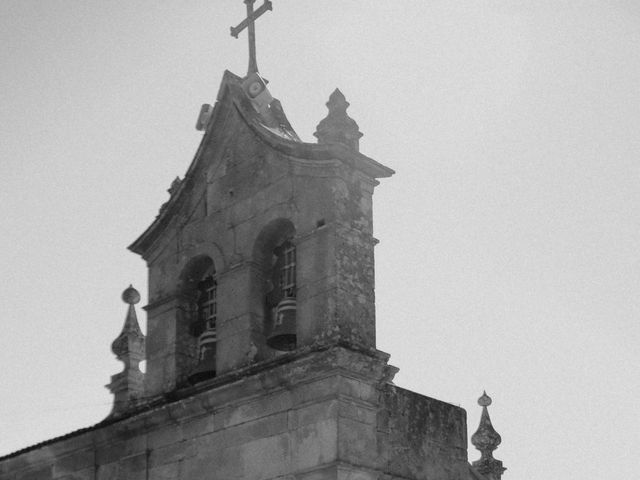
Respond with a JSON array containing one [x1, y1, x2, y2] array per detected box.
[[1, 1, 638, 478]]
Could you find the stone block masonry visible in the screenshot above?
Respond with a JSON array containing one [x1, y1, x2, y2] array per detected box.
[[0, 346, 468, 480]]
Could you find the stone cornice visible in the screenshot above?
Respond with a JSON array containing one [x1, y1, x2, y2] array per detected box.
[[0, 345, 395, 463]]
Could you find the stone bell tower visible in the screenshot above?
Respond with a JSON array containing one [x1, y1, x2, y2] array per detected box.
[[121, 64, 472, 476], [0, 4, 506, 479], [128, 68, 394, 396]]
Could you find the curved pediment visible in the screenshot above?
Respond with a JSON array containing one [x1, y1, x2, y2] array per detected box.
[[129, 70, 393, 259]]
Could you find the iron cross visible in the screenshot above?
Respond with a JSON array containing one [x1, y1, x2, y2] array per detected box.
[[230, 0, 273, 75]]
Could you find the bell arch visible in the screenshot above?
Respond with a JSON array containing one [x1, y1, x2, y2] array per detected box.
[[176, 254, 218, 384], [252, 218, 297, 351]]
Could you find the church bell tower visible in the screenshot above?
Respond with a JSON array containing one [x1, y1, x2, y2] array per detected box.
[[122, 3, 473, 479], [129, 68, 394, 395], [0, 4, 506, 480], [128, 0, 395, 397]]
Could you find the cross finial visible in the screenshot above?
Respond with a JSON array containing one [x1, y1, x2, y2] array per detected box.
[[230, 0, 273, 76]]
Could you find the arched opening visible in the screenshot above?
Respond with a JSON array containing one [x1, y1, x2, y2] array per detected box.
[[178, 255, 218, 383], [254, 219, 297, 352]]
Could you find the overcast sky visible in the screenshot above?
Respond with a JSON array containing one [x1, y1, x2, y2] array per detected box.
[[1, 1, 639, 478]]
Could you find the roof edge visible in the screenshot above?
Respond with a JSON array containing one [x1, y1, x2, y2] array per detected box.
[[128, 71, 240, 256]]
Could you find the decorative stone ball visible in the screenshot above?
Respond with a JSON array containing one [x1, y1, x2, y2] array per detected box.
[[122, 284, 140, 305], [478, 391, 492, 407]]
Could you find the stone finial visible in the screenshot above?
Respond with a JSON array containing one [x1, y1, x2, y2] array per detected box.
[[471, 392, 506, 480], [313, 89, 363, 152], [106, 285, 146, 418], [168, 176, 182, 196]]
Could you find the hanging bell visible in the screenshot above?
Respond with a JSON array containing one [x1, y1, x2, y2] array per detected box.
[[267, 298, 297, 351], [188, 330, 217, 384]]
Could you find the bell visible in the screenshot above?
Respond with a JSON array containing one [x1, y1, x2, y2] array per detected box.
[[188, 330, 217, 384], [267, 298, 297, 351]]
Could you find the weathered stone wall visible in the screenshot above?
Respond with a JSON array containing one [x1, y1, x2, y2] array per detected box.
[[0, 348, 468, 480], [0, 349, 361, 479], [378, 387, 469, 480]]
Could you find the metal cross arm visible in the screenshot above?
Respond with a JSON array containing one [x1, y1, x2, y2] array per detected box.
[[230, 0, 273, 38], [230, 0, 273, 74]]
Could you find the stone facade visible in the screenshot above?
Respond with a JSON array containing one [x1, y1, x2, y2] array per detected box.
[[0, 347, 468, 480], [0, 70, 481, 480]]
